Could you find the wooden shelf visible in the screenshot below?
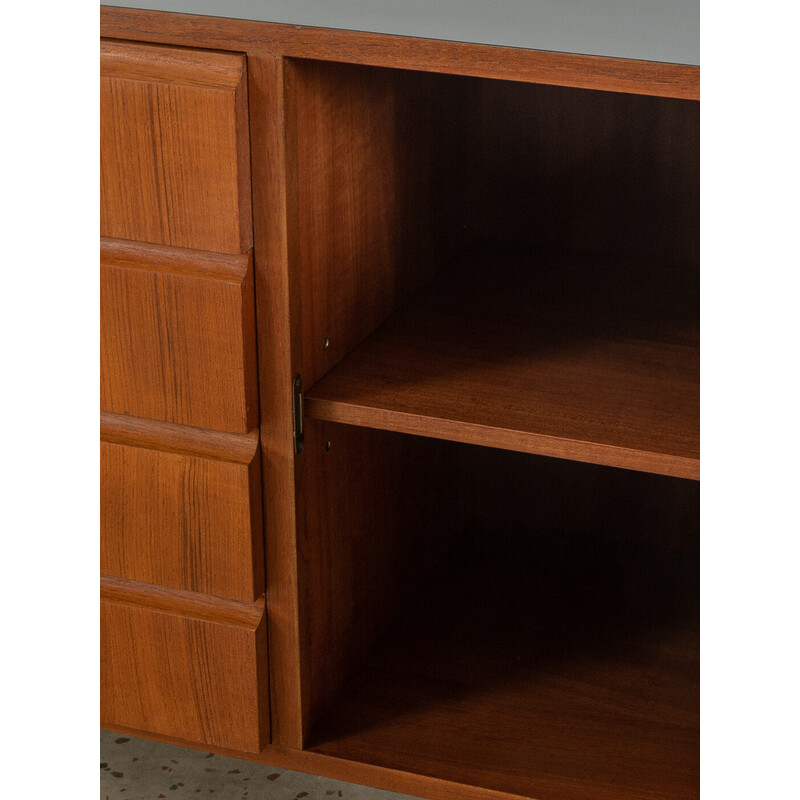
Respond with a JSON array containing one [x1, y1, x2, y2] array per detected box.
[[308, 531, 699, 800], [305, 246, 699, 479]]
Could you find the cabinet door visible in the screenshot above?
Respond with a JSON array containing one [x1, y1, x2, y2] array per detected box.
[[100, 40, 267, 752], [100, 415, 264, 603], [100, 240, 258, 433], [101, 579, 268, 753], [100, 40, 252, 253]]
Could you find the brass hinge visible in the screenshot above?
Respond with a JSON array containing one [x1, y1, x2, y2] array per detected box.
[[292, 374, 304, 454]]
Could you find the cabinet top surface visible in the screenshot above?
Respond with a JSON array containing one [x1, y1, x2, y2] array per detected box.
[[100, 0, 699, 66]]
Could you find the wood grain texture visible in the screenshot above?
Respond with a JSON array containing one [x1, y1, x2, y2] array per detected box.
[[288, 59, 470, 390], [97, 10, 701, 795], [101, 40, 252, 253], [100, 239, 259, 433], [296, 421, 458, 739], [100, 8, 699, 99], [101, 424, 263, 602], [245, 54, 306, 749], [310, 545, 699, 800], [100, 577, 269, 752], [472, 80, 700, 268], [306, 248, 699, 480], [100, 411, 259, 463], [101, 575, 264, 625]]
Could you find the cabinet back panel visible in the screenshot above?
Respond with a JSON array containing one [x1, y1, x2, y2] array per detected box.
[[297, 421, 459, 737], [454, 446, 700, 556], [472, 80, 700, 267]]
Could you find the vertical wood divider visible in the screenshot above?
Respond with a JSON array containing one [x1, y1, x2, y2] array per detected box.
[[247, 54, 306, 749]]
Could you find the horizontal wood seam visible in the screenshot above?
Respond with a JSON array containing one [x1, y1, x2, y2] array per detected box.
[[100, 412, 259, 464], [101, 576, 265, 628], [100, 238, 251, 283]]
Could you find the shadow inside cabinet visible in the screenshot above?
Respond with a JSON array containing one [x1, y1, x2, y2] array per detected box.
[[300, 426, 699, 800], [286, 55, 699, 800]]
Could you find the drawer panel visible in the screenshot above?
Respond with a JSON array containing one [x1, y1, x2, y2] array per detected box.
[[100, 41, 252, 253], [101, 414, 263, 602], [101, 578, 269, 752], [100, 239, 258, 433]]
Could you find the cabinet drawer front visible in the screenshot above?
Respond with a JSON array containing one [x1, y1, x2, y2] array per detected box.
[[100, 41, 252, 253], [101, 416, 263, 602], [100, 240, 258, 433], [101, 580, 268, 752]]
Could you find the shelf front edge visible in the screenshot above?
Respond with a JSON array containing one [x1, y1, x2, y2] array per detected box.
[[304, 397, 700, 481]]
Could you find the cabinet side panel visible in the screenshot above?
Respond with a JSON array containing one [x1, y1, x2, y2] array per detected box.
[[297, 421, 459, 733], [245, 54, 307, 748], [289, 59, 472, 388]]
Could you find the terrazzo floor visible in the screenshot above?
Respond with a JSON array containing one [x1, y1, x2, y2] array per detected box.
[[100, 730, 420, 800]]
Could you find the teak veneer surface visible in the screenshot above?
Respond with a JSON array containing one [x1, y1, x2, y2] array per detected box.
[[99, 411, 259, 463], [289, 59, 469, 390], [100, 40, 252, 253], [296, 422, 459, 741], [101, 575, 265, 625], [306, 249, 699, 479], [245, 54, 307, 748], [309, 548, 699, 800], [100, 239, 259, 433], [100, 427, 264, 602], [101, 578, 269, 753]]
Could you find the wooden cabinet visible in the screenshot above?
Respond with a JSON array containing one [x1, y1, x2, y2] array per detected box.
[[100, 38, 268, 753], [100, 8, 699, 799]]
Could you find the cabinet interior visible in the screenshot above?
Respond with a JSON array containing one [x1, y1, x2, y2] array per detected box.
[[300, 425, 699, 799], [292, 58, 699, 477], [289, 58, 699, 799]]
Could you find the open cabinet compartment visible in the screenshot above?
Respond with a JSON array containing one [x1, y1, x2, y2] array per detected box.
[[290, 58, 699, 480], [299, 425, 699, 800], [288, 58, 699, 799]]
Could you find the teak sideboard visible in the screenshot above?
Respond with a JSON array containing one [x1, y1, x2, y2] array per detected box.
[[100, 5, 700, 799]]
